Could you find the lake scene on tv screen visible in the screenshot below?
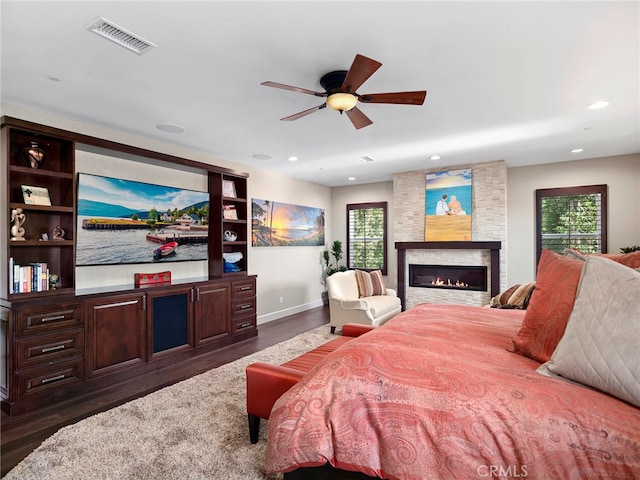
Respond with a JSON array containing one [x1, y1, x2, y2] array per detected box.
[[76, 173, 209, 266]]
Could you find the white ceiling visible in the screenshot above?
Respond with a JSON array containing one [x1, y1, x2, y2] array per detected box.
[[2, 1, 638, 187]]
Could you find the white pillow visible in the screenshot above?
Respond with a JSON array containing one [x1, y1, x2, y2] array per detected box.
[[537, 256, 640, 407]]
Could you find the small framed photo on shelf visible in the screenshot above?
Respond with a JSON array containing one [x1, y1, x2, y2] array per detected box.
[[223, 204, 238, 220], [21, 185, 52, 206], [222, 179, 237, 198]]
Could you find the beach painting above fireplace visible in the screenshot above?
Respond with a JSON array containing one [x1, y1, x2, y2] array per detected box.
[[425, 168, 472, 241]]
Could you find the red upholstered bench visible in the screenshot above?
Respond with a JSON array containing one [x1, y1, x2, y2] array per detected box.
[[245, 323, 374, 443]]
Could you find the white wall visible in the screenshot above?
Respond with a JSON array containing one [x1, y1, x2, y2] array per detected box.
[[507, 154, 640, 283], [330, 181, 396, 288], [248, 168, 331, 323], [1, 103, 331, 323]]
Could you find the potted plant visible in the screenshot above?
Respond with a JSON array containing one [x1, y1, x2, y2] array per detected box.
[[321, 240, 347, 304]]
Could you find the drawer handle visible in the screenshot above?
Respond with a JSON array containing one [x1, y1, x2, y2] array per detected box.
[[238, 322, 253, 328], [95, 300, 139, 309], [42, 374, 65, 384], [41, 345, 65, 353], [41, 315, 65, 323], [239, 286, 252, 291], [238, 303, 252, 310]]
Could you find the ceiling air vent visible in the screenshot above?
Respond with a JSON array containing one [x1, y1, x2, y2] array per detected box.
[[87, 17, 156, 55]]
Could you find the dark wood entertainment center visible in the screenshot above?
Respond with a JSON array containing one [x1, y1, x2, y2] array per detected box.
[[1, 116, 256, 416]]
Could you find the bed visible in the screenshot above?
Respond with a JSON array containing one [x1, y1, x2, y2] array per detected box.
[[265, 250, 640, 479]]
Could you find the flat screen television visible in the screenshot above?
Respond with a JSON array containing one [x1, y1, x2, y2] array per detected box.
[[76, 173, 209, 266]]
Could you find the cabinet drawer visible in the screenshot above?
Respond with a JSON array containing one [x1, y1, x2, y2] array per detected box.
[[233, 316, 256, 333], [232, 278, 255, 297], [232, 297, 256, 318], [16, 358, 84, 399], [16, 303, 82, 337], [16, 328, 84, 369]]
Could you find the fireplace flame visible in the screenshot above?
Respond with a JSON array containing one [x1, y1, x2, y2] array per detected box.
[[431, 277, 469, 288]]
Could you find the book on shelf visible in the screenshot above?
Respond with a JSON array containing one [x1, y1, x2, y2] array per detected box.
[[10, 261, 49, 294]]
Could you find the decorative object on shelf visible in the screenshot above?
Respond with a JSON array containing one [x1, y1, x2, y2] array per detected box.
[[52, 225, 65, 240], [21, 184, 52, 206], [223, 204, 238, 220], [224, 229, 238, 242], [10, 208, 26, 241], [134, 271, 172, 288], [41, 233, 49, 241], [20, 140, 46, 169], [222, 179, 237, 198], [223, 251, 243, 272], [49, 273, 60, 290]]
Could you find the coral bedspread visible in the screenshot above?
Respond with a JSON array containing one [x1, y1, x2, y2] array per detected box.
[[265, 303, 640, 479]]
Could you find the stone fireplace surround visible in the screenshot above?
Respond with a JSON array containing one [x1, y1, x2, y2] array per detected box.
[[396, 241, 501, 310], [393, 161, 507, 309]]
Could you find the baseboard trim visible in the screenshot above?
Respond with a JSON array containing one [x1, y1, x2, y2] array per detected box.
[[257, 300, 324, 325]]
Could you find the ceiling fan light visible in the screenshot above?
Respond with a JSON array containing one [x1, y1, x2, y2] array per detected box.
[[326, 93, 357, 112]]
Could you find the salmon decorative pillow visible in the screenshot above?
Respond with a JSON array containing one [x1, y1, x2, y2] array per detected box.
[[511, 250, 584, 363]]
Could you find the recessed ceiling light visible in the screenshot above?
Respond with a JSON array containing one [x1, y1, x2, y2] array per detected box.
[[252, 154, 272, 160], [359, 155, 375, 163], [288, 156, 299, 162], [348, 176, 356, 181], [156, 124, 185, 133], [588, 101, 609, 110], [429, 155, 441, 160], [571, 148, 584, 153]]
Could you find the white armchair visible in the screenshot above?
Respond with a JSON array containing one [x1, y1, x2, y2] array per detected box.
[[326, 270, 402, 333]]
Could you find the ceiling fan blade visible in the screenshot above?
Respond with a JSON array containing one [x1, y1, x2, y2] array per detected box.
[[359, 91, 427, 105], [345, 106, 373, 130], [261, 81, 326, 97], [281, 104, 327, 121], [341, 54, 382, 94]]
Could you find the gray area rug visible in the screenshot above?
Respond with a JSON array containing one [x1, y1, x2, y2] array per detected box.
[[5, 325, 334, 480]]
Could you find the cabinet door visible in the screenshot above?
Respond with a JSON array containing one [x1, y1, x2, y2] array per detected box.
[[146, 287, 193, 360], [85, 292, 146, 379], [194, 282, 231, 347]]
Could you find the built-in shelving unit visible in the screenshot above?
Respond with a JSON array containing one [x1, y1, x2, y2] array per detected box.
[[3, 121, 76, 298], [208, 172, 249, 277], [1, 116, 256, 416]]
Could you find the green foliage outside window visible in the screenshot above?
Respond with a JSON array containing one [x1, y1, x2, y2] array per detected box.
[[537, 185, 607, 260], [541, 193, 601, 253], [347, 202, 387, 274]]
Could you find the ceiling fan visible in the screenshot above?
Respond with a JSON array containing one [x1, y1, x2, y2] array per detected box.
[[261, 54, 427, 129]]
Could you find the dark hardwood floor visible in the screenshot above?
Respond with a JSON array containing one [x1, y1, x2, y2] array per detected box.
[[0, 305, 330, 477]]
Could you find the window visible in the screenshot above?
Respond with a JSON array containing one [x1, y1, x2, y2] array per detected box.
[[536, 185, 607, 262], [347, 202, 387, 274]]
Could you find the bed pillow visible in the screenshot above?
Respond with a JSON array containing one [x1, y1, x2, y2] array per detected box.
[[355, 270, 387, 297], [538, 256, 640, 407], [565, 248, 640, 268], [511, 249, 584, 363], [490, 282, 536, 309]]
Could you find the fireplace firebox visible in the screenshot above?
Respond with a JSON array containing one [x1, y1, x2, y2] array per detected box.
[[409, 264, 488, 292]]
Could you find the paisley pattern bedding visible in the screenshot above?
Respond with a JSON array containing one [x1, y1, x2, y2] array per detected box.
[[265, 303, 640, 479]]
